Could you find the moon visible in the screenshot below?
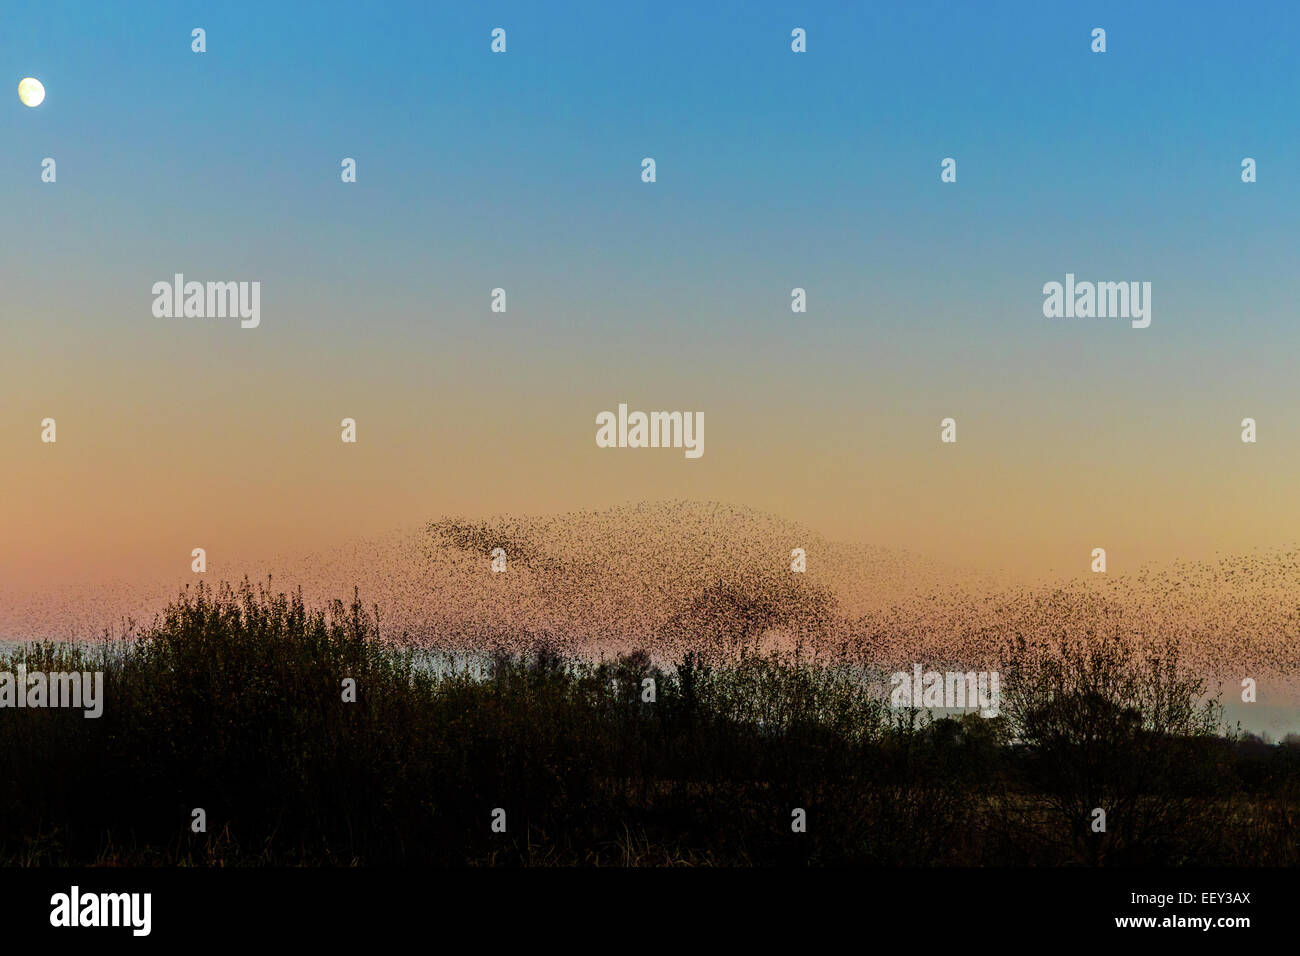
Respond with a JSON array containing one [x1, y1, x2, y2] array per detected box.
[[18, 77, 45, 108]]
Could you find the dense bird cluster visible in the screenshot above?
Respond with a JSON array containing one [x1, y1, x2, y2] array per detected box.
[[2, 502, 1296, 704]]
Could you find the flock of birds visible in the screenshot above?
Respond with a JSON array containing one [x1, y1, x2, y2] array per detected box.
[[4, 501, 1295, 705]]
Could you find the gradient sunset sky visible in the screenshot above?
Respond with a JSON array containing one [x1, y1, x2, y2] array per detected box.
[[3, 0, 1299, 588]]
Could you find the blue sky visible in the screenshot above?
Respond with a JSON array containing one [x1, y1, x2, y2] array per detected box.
[[4, 0, 1300, 583], [5, 0, 1296, 315]]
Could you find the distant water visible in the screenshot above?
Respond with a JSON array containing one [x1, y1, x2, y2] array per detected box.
[[1221, 701, 1300, 741]]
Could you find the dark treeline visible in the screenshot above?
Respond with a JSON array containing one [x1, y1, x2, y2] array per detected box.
[[1, 581, 1296, 866]]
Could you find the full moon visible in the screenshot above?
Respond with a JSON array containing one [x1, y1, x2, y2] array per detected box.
[[18, 77, 45, 108]]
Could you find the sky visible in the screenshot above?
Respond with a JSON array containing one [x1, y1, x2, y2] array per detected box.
[[3, 0, 1300, 589]]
